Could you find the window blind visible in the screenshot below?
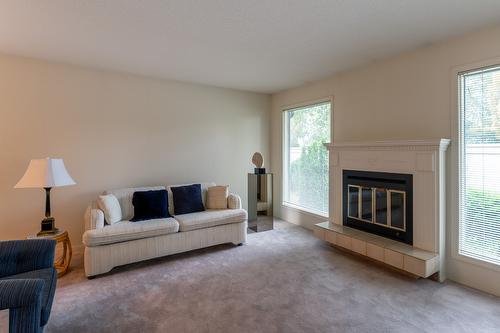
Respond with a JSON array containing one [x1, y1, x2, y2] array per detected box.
[[459, 65, 500, 266]]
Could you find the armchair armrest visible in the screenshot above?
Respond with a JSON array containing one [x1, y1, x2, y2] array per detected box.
[[228, 193, 242, 209], [0, 279, 44, 310], [84, 205, 105, 232], [0, 240, 56, 278], [0, 279, 44, 333]]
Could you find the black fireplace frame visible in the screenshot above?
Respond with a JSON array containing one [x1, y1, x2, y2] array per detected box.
[[342, 170, 413, 245]]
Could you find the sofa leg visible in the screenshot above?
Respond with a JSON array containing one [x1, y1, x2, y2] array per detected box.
[[237, 243, 243, 246], [87, 275, 96, 280]]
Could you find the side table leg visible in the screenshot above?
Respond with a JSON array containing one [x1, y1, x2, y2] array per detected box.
[[56, 234, 72, 277], [66, 236, 72, 273]]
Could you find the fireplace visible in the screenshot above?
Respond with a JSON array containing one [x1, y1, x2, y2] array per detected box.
[[343, 170, 413, 245]]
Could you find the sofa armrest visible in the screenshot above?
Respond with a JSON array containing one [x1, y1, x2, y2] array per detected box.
[[227, 193, 242, 209], [0, 240, 56, 278], [84, 205, 105, 232]]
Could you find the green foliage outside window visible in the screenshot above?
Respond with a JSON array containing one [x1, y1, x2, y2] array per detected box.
[[286, 102, 330, 214], [463, 189, 500, 258]]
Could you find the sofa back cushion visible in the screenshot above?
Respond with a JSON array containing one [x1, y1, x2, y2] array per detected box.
[[131, 189, 170, 221], [97, 194, 122, 224], [104, 186, 165, 221], [171, 184, 205, 215], [166, 182, 215, 216], [206, 185, 229, 209]]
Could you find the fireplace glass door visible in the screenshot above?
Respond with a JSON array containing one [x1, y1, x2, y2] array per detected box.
[[390, 190, 406, 230], [347, 187, 406, 231], [374, 189, 388, 225], [361, 188, 373, 221]]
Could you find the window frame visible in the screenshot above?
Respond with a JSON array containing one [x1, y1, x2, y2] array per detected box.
[[451, 59, 500, 272], [281, 97, 333, 218]]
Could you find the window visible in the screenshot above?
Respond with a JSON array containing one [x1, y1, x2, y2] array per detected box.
[[459, 66, 500, 266], [283, 101, 331, 216]]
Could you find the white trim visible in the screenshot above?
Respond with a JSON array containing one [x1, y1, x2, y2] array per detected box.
[[449, 56, 500, 272], [282, 202, 328, 219], [281, 96, 333, 113], [454, 252, 500, 273], [325, 139, 450, 151], [282, 111, 288, 204]]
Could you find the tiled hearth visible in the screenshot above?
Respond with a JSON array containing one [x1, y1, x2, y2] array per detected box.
[[314, 222, 439, 278], [314, 139, 450, 280]]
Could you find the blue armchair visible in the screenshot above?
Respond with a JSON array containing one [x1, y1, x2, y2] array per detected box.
[[0, 239, 57, 333]]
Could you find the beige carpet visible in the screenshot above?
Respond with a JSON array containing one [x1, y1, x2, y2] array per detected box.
[[2, 220, 499, 333]]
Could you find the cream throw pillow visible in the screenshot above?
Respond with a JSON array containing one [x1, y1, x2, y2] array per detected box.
[[206, 185, 229, 209], [98, 194, 122, 224]]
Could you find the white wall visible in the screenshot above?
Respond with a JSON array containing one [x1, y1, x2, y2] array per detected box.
[[0, 54, 270, 249], [271, 24, 500, 296]]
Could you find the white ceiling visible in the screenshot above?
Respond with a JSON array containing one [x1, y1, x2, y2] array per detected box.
[[1, 1, 500, 93]]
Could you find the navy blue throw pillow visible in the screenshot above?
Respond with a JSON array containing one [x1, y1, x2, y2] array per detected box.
[[171, 184, 205, 215], [131, 189, 170, 222]]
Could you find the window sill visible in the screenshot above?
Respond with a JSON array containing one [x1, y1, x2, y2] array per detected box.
[[282, 202, 328, 219], [452, 251, 500, 273]]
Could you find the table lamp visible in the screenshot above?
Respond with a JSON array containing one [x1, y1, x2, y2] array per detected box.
[[15, 158, 76, 235]]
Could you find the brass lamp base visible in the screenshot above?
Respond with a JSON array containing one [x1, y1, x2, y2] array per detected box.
[[37, 217, 59, 236]]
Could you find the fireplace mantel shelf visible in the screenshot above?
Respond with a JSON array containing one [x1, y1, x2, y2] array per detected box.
[[324, 139, 450, 151]]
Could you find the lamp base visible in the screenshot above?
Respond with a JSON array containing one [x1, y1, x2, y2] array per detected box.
[[37, 217, 59, 236]]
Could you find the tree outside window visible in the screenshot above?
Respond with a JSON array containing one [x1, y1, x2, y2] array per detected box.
[[284, 102, 331, 215]]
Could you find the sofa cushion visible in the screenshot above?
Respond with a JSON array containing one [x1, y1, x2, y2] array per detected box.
[[166, 182, 215, 216], [83, 218, 179, 247], [206, 185, 229, 209], [131, 189, 170, 221], [174, 209, 247, 232], [171, 184, 205, 215], [104, 186, 165, 221], [1, 267, 57, 326], [98, 194, 122, 225]]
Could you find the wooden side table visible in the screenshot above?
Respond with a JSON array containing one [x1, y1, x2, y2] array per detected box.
[[28, 230, 72, 277]]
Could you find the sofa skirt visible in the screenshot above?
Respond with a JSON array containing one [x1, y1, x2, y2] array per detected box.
[[84, 221, 247, 277]]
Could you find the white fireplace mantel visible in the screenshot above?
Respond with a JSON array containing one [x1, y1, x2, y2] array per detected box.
[[325, 139, 450, 152], [322, 139, 450, 279]]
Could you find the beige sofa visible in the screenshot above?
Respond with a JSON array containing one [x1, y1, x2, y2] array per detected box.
[[82, 183, 247, 277]]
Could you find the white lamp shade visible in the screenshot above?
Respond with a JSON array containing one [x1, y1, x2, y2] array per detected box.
[[15, 158, 76, 188]]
